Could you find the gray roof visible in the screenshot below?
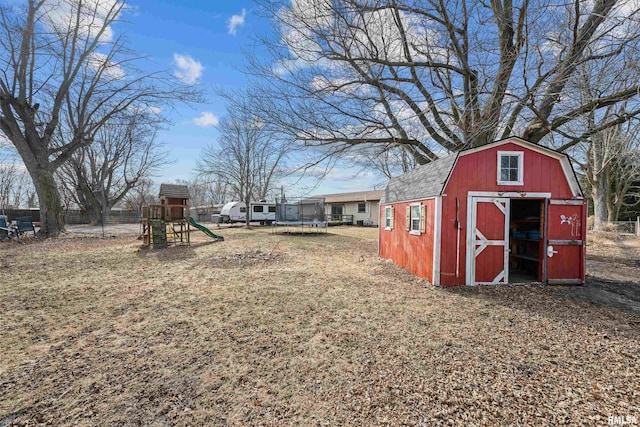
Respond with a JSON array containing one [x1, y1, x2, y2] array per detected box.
[[382, 154, 457, 204], [159, 183, 190, 199], [316, 190, 384, 203]]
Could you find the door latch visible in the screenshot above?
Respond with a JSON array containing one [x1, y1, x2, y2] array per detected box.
[[547, 245, 559, 258]]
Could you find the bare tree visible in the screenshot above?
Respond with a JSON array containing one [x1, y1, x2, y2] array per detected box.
[[176, 176, 230, 207], [566, 54, 640, 229], [0, 147, 19, 211], [0, 144, 34, 210], [609, 148, 640, 221], [207, 179, 231, 205], [57, 112, 169, 224], [0, 0, 199, 236], [575, 118, 640, 229], [10, 166, 34, 208], [122, 178, 157, 214], [249, 0, 640, 169], [197, 92, 291, 226], [618, 175, 640, 220], [357, 144, 419, 179]]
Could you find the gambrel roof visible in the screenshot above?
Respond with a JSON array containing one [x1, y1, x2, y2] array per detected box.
[[381, 137, 583, 204], [381, 155, 457, 205]]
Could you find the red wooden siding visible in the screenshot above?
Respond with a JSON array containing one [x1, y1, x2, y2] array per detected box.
[[379, 199, 436, 282], [439, 142, 576, 286]]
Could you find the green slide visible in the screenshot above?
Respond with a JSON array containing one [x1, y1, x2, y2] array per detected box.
[[189, 217, 224, 241]]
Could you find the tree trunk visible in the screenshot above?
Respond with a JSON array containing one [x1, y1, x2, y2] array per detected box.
[[98, 198, 113, 226], [71, 178, 102, 224], [245, 199, 251, 228], [591, 179, 609, 231], [33, 169, 65, 236], [85, 197, 111, 225], [613, 202, 623, 223], [604, 170, 617, 222], [92, 209, 103, 225], [83, 205, 103, 225], [607, 202, 617, 222]]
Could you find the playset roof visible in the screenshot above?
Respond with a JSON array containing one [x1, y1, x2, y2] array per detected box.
[[159, 184, 190, 199]]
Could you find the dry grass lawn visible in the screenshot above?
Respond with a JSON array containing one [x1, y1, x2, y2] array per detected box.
[[1, 226, 639, 425]]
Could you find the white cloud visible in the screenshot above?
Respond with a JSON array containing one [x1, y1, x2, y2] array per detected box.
[[277, 3, 453, 76], [310, 75, 372, 97], [88, 52, 125, 79], [289, 0, 333, 30], [173, 54, 204, 85], [604, 0, 640, 40], [127, 104, 162, 115], [43, 0, 123, 43], [193, 112, 219, 127], [322, 169, 376, 182], [228, 8, 246, 35]]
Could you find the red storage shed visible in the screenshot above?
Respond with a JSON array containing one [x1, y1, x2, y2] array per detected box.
[[379, 137, 586, 286]]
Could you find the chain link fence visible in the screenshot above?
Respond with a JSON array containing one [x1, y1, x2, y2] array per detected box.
[[592, 218, 640, 236]]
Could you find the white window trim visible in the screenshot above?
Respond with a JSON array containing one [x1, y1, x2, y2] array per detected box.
[[357, 202, 368, 214], [497, 151, 524, 186], [384, 206, 393, 230], [409, 203, 422, 235]]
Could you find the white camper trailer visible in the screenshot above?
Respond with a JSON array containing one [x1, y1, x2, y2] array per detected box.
[[220, 202, 246, 223], [220, 201, 276, 224], [250, 202, 276, 224]]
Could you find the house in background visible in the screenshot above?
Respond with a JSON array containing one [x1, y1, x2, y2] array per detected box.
[[379, 136, 586, 286], [316, 190, 384, 226]]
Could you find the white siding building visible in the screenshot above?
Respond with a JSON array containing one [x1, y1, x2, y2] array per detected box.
[[316, 190, 384, 226]]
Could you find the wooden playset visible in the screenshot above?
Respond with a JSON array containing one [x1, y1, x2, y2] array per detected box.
[[141, 184, 225, 248], [141, 184, 191, 248]]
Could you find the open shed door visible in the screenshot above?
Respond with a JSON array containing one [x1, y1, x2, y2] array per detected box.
[[545, 199, 587, 284], [470, 197, 510, 285]]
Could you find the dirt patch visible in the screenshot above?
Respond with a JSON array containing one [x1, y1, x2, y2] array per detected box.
[[587, 254, 640, 284], [548, 232, 640, 315], [552, 276, 640, 316], [205, 248, 284, 268]]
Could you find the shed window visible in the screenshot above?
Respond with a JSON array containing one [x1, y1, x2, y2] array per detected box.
[[358, 202, 367, 213], [498, 151, 524, 185], [406, 204, 426, 235], [384, 206, 394, 230]]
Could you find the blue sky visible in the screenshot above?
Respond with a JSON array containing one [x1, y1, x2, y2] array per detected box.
[[121, 1, 383, 197]]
